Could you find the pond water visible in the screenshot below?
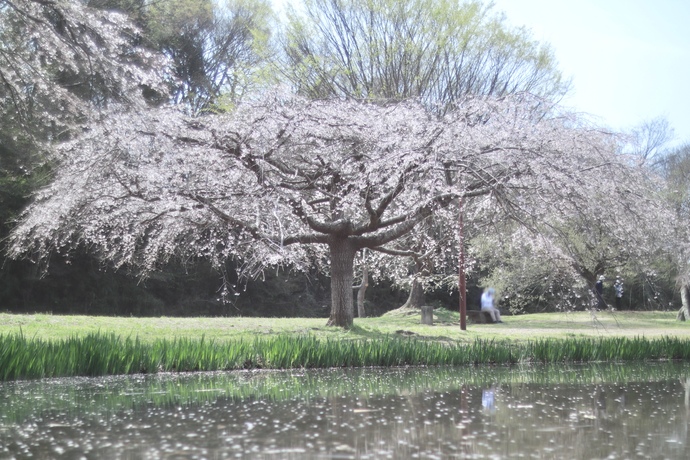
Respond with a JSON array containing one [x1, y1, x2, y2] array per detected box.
[[1, 363, 690, 459]]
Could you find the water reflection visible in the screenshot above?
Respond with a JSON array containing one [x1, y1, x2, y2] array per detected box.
[[1, 363, 689, 458]]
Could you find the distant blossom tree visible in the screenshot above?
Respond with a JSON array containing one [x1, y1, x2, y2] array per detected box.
[[9, 90, 669, 327], [475, 117, 679, 313], [660, 144, 690, 320]]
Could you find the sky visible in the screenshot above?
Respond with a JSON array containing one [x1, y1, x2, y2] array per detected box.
[[491, 0, 689, 147]]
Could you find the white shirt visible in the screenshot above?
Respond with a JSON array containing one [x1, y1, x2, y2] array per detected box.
[[481, 292, 494, 310]]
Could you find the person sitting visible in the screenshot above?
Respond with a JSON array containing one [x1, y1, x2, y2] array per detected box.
[[480, 287, 503, 323]]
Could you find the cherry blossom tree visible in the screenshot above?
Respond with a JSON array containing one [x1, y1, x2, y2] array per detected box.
[[472, 203, 673, 313], [1, 0, 169, 217], [471, 120, 679, 313], [278, 0, 573, 312], [0, 0, 168, 134], [9, 90, 668, 327], [0, 0, 176, 313]]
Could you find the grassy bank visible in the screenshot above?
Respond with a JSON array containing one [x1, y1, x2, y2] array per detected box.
[[0, 309, 689, 381], [1, 309, 688, 343]]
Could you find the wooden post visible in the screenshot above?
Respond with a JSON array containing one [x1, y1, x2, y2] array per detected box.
[[421, 305, 434, 325]]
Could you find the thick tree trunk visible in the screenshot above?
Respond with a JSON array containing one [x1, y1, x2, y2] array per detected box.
[[402, 276, 425, 309], [356, 250, 368, 318], [402, 259, 426, 309], [678, 283, 690, 321], [327, 238, 357, 328]]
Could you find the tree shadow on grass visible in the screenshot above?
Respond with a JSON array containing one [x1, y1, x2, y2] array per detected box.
[[346, 324, 391, 340], [346, 323, 457, 344]]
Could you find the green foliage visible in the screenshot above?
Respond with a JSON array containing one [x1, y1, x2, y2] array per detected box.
[[471, 228, 586, 313], [144, 0, 276, 111], [529, 336, 690, 363]]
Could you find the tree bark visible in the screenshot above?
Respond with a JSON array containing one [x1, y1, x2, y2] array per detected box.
[[327, 237, 357, 328], [402, 259, 426, 309], [678, 283, 690, 321], [402, 276, 425, 309], [356, 249, 368, 318]]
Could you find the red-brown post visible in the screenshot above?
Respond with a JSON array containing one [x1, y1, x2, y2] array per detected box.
[[458, 198, 467, 330]]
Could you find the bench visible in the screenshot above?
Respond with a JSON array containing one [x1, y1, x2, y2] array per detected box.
[[466, 310, 496, 324]]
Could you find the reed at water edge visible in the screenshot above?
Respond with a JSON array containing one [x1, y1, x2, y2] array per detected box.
[[2, 332, 690, 381]]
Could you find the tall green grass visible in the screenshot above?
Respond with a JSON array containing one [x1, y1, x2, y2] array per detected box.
[[2, 332, 690, 381]]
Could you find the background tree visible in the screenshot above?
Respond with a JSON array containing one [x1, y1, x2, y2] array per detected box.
[[147, 0, 275, 113], [626, 116, 676, 167], [280, 0, 569, 106], [470, 115, 680, 314], [9, 92, 663, 328], [471, 205, 673, 314], [85, 0, 276, 114]]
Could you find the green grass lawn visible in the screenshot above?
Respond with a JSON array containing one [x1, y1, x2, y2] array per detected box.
[[1, 308, 687, 344], [2, 308, 689, 380]]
